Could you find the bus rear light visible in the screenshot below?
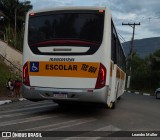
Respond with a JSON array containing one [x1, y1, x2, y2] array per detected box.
[[29, 13, 35, 16], [23, 62, 30, 86], [99, 10, 104, 13], [95, 63, 106, 89]]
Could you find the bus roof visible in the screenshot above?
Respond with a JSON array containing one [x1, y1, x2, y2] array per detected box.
[[28, 6, 109, 14]]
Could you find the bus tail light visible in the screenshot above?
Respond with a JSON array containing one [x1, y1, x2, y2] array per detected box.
[[95, 63, 106, 89], [23, 62, 30, 86]]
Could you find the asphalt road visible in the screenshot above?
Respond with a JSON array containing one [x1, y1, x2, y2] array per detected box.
[[0, 92, 160, 140]]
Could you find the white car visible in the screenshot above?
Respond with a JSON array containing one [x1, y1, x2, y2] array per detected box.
[[155, 88, 160, 99]]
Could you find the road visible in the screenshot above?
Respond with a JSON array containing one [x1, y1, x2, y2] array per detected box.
[[0, 92, 160, 139]]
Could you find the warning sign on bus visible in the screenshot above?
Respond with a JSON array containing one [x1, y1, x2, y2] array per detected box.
[[29, 62, 100, 78], [30, 62, 39, 72]]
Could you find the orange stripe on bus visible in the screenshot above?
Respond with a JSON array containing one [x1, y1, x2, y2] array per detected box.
[[28, 61, 100, 78], [110, 62, 113, 77]]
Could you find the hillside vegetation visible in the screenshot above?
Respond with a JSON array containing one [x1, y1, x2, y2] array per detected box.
[[0, 0, 32, 51], [0, 60, 17, 92]]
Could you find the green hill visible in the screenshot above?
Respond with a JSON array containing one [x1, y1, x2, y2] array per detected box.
[[122, 37, 160, 58]]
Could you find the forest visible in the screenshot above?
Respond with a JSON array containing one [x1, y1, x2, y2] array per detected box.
[[129, 49, 160, 93]]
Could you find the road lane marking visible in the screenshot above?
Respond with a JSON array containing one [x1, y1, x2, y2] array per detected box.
[[47, 118, 96, 131], [24, 101, 54, 107], [21, 118, 96, 131], [0, 108, 53, 119], [0, 112, 31, 119], [95, 125, 121, 131], [63, 125, 121, 140], [0, 115, 57, 127], [0, 104, 57, 114]]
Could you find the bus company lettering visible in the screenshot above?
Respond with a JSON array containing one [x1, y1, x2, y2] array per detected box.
[[46, 64, 77, 71], [81, 64, 97, 73]]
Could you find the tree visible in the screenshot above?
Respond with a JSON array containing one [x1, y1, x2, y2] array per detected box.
[[148, 49, 160, 89], [0, 0, 32, 30], [130, 54, 149, 90], [0, 0, 32, 50], [130, 49, 160, 92]]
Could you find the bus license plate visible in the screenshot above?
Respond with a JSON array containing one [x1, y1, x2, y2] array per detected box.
[[53, 92, 68, 98]]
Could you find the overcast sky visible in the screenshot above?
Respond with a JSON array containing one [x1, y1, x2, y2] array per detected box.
[[29, 0, 160, 42]]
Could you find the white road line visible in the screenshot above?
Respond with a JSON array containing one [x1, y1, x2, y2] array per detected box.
[[0, 104, 57, 114], [0, 108, 50, 119], [21, 118, 96, 131], [64, 137, 99, 140], [0, 115, 57, 127], [24, 101, 54, 107], [0, 112, 29, 119], [95, 125, 121, 131], [63, 125, 121, 140], [47, 118, 96, 131]]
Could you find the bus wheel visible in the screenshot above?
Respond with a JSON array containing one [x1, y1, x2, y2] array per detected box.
[[108, 102, 115, 109], [117, 96, 121, 100]]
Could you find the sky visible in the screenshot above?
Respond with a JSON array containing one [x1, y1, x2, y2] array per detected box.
[[28, 0, 160, 42]]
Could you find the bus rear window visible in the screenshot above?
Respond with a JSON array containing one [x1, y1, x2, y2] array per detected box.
[[28, 10, 104, 55]]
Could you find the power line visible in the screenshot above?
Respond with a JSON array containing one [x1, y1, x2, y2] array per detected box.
[[117, 32, 126, 43], [119, 37, 125, 43]]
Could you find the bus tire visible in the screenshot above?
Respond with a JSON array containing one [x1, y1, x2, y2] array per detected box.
[[117, 96, 121, 100]]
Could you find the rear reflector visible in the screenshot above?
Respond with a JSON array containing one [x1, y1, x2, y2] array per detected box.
[[95, 63, 106, 89], [87, 89, 93, 93], [23, 62, 30, 86]]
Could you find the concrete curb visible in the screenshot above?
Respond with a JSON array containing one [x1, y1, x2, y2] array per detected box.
[[0, 98, 26, 106], [126, 90, 152, 96], [135, 92, 140, 95], [0, 100, 12, 105], [143, 93, 151, 96]]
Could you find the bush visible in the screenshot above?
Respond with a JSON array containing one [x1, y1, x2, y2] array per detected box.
[[0, 61, 18, 90]]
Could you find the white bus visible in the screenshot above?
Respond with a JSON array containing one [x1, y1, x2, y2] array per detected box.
[[22, 6, 126, 108]]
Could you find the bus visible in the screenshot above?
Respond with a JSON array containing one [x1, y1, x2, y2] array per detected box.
[[22, 6, 126, 109]]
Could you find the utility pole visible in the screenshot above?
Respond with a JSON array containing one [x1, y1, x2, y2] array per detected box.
[[122, 22, 140, 89]]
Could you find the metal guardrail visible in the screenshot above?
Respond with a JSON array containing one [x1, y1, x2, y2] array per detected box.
[[0, 53, 22, 77]]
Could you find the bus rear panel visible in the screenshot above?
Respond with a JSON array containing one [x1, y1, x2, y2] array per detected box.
[[22, 7, 126, 108], [23, 7, 109, 103]]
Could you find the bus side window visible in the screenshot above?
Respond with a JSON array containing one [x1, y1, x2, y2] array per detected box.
[[115, 39, 120, 67], [111, 27, 117, 63]]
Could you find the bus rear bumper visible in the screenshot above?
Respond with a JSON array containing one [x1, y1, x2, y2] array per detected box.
[[22, 85, 108, 104]]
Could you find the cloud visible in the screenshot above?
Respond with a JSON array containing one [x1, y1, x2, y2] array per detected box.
[[104, 0, 160, 41], [31, 0, 76, 10], [29, 0, 160, 41]]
